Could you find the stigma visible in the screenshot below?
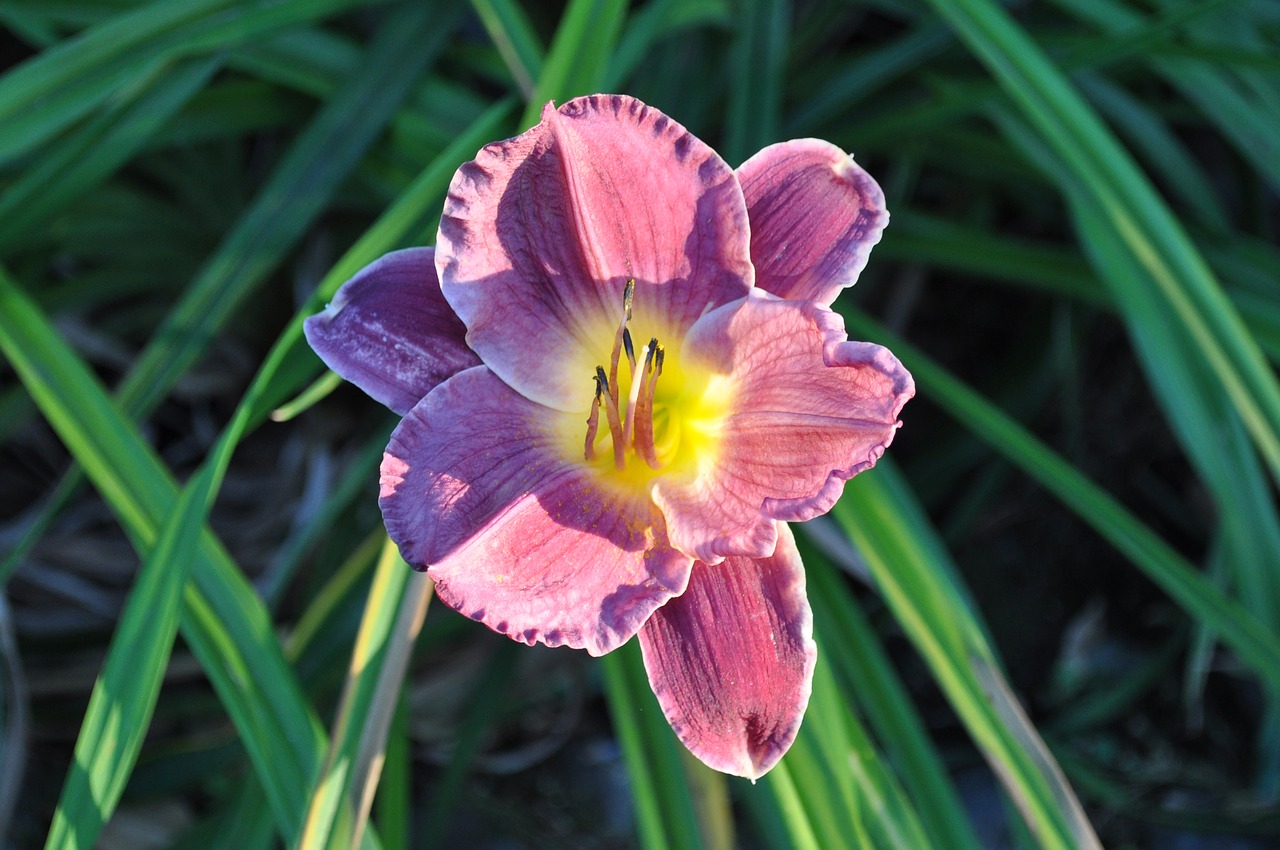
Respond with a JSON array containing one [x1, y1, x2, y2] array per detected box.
[[584, 280, 665, 471]]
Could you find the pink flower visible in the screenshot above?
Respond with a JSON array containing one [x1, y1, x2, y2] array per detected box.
[[305, 95, 912, 779]]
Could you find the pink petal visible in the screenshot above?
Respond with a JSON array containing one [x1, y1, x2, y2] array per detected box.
[[737, 139, 888, 306], [654, 293, 913, 563], [638, 522, 814, 780], [303, 248, 479, 414], [437, 94, 753, 411], [380, 366, 692, 656]]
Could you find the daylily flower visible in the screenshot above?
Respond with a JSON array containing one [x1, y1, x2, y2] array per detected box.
[[305, 94, 912, 779]]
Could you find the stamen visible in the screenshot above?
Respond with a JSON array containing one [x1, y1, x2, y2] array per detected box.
[[633, 339, 663, 469], [607, 279, 636, 409], [648, 345, 666, 432], [622, 340, 651, 449], [596, 365, 626, 470], [584, 372, 603, 461]]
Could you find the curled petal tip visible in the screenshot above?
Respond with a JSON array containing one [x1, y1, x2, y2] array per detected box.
[[303, 247, 477, 415], [738, 138, 889, 305]]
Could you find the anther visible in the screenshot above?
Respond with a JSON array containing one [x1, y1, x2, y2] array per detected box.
[[622, 327, 635, 373]]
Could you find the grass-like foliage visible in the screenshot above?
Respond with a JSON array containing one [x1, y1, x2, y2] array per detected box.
[[2, 0, 1279, 847]]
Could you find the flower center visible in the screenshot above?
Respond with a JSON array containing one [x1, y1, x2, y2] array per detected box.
[[584, 278, 669, 470], [575, 281, 730, 490]]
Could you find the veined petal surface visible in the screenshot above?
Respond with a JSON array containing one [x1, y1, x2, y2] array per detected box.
[[303, 247, 478, 414], [437, 94, 754, 411], [654, 293, 913, 563], [638, 522, 814, 780], [738, 139, 888, 306], [379, 366, 692, 656]]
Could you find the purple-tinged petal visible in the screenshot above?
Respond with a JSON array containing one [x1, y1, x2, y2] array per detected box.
[[303, 247, 479, 414], [737, 139, 888, 306], [654, 292, 913, 563], [380, 366, 692, 656], [437, 94, 754, 411], [638, 522, 814, 780]]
